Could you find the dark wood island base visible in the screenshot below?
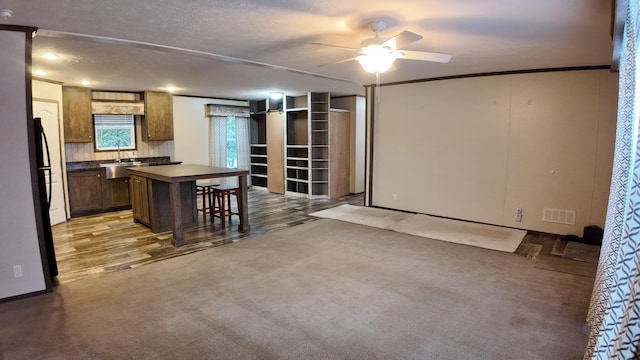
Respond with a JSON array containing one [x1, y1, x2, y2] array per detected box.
[[128, 164, 250, 246]]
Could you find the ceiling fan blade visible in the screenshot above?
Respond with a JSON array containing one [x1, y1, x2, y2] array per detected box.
[[382, 31, 423, 50], [311, 42, 358, 51], [317, 56, 358, 67], [398, 50, 452, 63]]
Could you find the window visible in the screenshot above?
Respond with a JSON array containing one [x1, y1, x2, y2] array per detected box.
[[94, 114, 136, 151], [225, 116, 237, 168]]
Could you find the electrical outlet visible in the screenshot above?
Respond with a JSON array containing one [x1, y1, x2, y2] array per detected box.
[[393, 194, 398, 201], [12, 265, 22, 278], [516, 208, 523, 222]]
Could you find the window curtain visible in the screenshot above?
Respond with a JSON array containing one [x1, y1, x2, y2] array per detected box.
[[208, 115, 250, 187], [210, 115, 228, 186], [584, 1, 640, 358], [236, 116, 250, 186]]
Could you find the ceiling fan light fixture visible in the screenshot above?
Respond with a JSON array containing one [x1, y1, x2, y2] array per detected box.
[[357, 53, 396, 74]]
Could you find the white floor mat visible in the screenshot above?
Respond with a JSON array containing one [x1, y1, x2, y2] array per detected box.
[[310, 204, 526, 253], [310, 204, 413, 229]]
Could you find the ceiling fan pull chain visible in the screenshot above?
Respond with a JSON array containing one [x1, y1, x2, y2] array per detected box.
[[376, 73, 381, 103]]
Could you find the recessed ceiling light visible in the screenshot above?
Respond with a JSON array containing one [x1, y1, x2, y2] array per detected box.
[[81, 80, 91, 86], [167, 86, 176, 92], [34, 70, 47, 76], [42, 53, 58, 60], [270, 92, 283, 100], [0, 8, 13, 21]]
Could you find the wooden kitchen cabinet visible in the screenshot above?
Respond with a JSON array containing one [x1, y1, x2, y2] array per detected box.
[[69, 169, 133, 217], [63, 87, 94, 143], [130, 175, 150, 226], [68, 170, 103, 215], [103, 178, 131, 209], [129, 174, 195, 233], [143, 91, 174, 140]]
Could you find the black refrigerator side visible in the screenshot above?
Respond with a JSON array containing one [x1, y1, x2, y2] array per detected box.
[[34, 117, 58, 280]]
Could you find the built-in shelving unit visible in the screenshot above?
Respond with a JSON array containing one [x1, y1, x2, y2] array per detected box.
[[250, 92, 349, 199], [309, 92, 330, 197], [283, 92, 349, 199], [249, 144, 267, 188], [249, 99, 268, 189], [285, 94, 310, 195], [249, 97, 283, 192]]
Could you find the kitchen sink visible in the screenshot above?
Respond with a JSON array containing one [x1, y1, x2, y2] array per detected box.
[[100, 161, 148, 179]]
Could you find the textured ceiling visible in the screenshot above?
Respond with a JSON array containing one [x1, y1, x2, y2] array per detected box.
[[1, 0, 614, 100]]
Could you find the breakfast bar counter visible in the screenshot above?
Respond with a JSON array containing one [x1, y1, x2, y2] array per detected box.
[[127, 164, 250, 246]]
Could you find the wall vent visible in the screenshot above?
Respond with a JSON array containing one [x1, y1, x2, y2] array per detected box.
[[542, 208, 576, 225]]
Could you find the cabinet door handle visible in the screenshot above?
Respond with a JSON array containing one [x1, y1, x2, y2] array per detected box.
[[89, 135, 92, 140], [97, 174, 101, 177]]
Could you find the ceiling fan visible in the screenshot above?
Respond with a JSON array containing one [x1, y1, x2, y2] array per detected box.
[[313, 20, 452, 74]]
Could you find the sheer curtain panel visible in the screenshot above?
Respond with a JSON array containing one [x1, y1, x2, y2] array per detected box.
[[210, 116, 228, 186], [236, 116, 250, 186]]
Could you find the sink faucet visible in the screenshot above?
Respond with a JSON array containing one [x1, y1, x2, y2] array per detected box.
[[116, 140, 121, 163]]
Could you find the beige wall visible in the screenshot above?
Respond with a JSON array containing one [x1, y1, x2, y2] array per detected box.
[[172, 96, 213, 165], [0, 30, 47, 299], [33, 80, 63, 103], [172, 96, 250, 165], [371, 69, 617, 235], [331, 96, 366, 194]]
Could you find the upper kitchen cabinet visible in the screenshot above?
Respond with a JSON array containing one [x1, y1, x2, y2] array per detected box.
[[143, 91, 174, 140], [63, 87, 93, 143]]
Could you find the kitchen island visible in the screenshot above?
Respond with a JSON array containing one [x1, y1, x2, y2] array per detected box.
[[127, 164, 250, 246]]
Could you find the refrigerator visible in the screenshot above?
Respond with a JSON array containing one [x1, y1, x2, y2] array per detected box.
[[34, 117, 58, 279]]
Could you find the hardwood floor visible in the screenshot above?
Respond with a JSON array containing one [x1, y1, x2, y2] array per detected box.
[[51, 189, 598, 285], [52, 189, 364, 284]]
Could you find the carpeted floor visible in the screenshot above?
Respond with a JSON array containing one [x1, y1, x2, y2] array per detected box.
[[0, 219, 593, 359], [310, 204, 526, 252]]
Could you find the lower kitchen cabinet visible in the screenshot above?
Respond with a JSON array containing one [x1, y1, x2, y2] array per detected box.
[[130, 175, 150, 226], [129, 174, 195, 233], [103, 177, 131, 209], [68, 169, 132, 217], [68, 170, 104, 215]]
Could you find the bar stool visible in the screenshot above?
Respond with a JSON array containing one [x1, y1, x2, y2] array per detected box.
[[196, 180, 219, 222], [211, 185, 240, 227]]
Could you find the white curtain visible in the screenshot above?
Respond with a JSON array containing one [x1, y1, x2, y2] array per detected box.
[[236, 116, 250, 186], [210, 115, 228, 186], [209, 115, 250, 187], [585, 1, 640, 358]]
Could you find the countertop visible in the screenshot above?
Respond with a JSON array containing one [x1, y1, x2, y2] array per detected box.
[[66, 156, 181, 172], [127, 164, 249, 183]]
